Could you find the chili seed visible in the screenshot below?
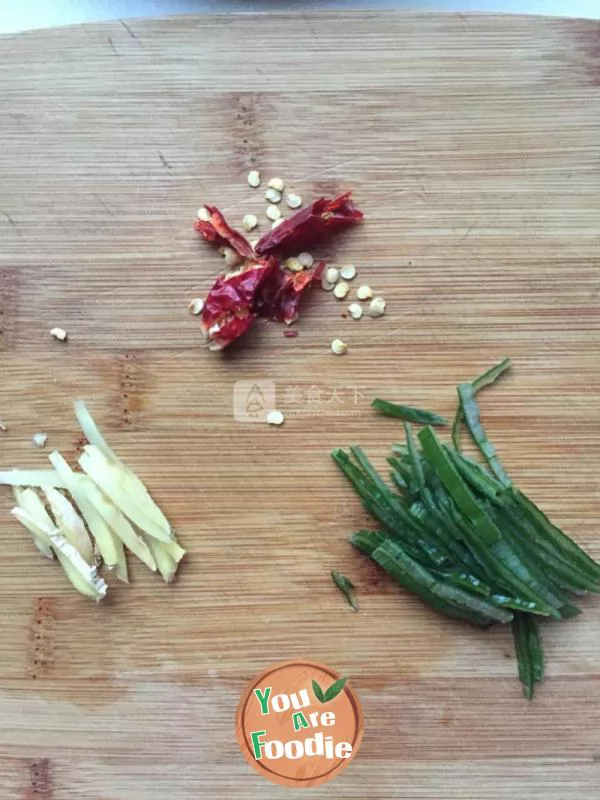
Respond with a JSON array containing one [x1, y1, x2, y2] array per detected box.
[[247, 170, 261, 188], [286, 193, 302, 209], [333, 281, 351, 300], [242, 214, 258, 232], [325, 267, 340, 285], [265, 187, 282, 204], [284, 257, 303, 272], [268, 177, 284, 192], [50, 327, 68, 341], [271, 218, 285, 229], [348, 303, 363, 320], [369, 297, 387, 317], [356, 285, 373, 301], [188, 298, 205, 316], [340, 264, 356, 280], [32, 433, 48, 448], [197, 206, 211, 222], [266, 205, 282, 221], [221, 246, 243, 268], [297, 252, 314, 268], [331, 338, 348, 355]]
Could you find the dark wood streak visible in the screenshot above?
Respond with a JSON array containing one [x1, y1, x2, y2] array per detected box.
[[0, 269, 19, 350], [566, 19, 600, 86], [230, 93, 265, 172], [31, 598, 56, 682], [119, 350, 145, 428], [25, 758, 53, 799]]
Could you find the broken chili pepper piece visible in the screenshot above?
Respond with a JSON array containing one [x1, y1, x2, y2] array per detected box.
[[200, 260, 324, 347], [274, 262, 325, 325], [194, 192, 362, 351], [203, 310, 256, 352], [258, 261, 325, 325], [194, 205, 255, 260], [200, 262, 274, 350], [254, 192, 363, 258]]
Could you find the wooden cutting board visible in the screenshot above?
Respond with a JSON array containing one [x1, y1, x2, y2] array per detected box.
[[1, 11, 599, 799]]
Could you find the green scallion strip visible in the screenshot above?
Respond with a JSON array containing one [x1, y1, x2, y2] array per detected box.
[[457, 383, 511, 485], [334, 451, 429, 563], [372, 538, 508, 626], [480, 504, 574, 610], [417, 426, 562, 617], [331, 570, 358, 611], [490, 595, 548, 614], [511, 612, 544, 699], [371, 399, 448, 427], [451, 409, 463, 451], [489, 502, 596, 596], [344, 450, 426, 540], [349, 445, 393, 497], [403, 422, 425, 490], [432, 569, 492, 597], [419, 487, 488, 577], [349, 529, 387, 556], [510, 489, 600, 584], [472, 358, 512, 393], [388, 456, 415, 485], [446, 457, 600, 592], [452, 358, 511, 450], [446, 449, 502, 500]]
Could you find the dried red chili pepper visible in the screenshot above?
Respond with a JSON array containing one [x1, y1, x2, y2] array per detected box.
[[200, 263, 274, 350], [273, 263, 325, 325], [200, 260, 324, 348], [202, 309, 256, 351], [257, 261, 325, 325], [194, 205, 255, 260], [254, 192, 363, 257], [194, 192, 361, 351]]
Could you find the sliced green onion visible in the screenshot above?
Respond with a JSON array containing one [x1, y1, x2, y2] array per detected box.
[[452, 358, 511, 451], [417, 427, 562, 617], [349, 529, 387, 556], [403, 423, 425, 491], [331, 570, 358, 611], [371, 399, 448, 427], [372, 538, 510, 625], [335, 360, 600, 700], [511, 489, 600, 584], [512, 612, 544, 699], [457, 383, 510, 485]]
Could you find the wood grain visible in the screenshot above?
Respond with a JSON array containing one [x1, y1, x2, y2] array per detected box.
[[0, 11, 599, 799]]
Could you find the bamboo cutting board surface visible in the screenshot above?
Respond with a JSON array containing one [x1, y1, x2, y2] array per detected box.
[[1, 11, 600, 799]]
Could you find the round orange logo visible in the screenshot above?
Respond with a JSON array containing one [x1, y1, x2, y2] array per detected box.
[[236, 660, 364, 788]]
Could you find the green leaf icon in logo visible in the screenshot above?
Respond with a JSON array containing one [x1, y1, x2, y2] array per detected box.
[[312, 679, 326, 703], [312, 676, 348, 704]]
